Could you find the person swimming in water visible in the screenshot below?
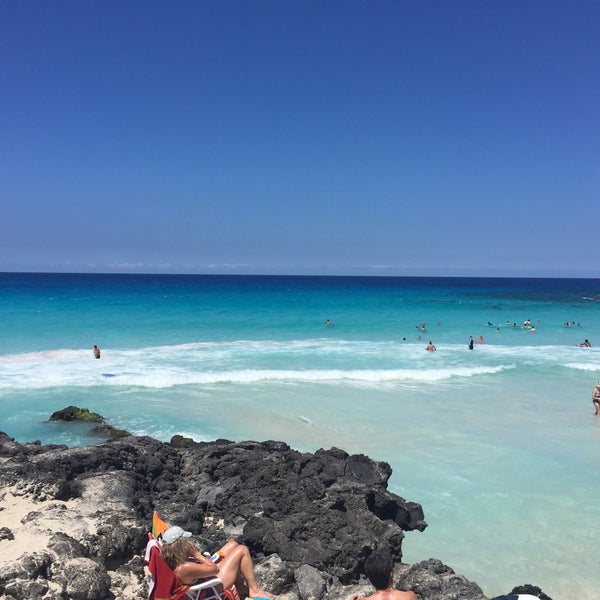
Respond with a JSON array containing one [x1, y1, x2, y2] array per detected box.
[[426, 341, 436, 352]]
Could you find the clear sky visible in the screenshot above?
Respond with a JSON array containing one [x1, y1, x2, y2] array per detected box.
[[1, 1, 599, 277]]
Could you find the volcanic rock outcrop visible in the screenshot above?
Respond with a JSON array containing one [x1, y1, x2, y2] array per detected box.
[[0, 427, 545, 600]]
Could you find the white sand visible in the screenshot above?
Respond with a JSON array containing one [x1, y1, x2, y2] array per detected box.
[[0, 488, 89, 561], [0, 472, 146, 599], [0, 472, 138, 564]]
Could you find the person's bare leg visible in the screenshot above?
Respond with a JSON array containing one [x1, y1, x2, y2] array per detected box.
[[217, 542, 274, 598], [218, 540, 240, 557]]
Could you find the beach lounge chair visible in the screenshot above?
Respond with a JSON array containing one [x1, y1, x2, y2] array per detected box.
[[145, 538, 229, 600], [145, 512, 238, 600]]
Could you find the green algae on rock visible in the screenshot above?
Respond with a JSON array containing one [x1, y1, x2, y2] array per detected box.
[[49, 406, 104, 423]]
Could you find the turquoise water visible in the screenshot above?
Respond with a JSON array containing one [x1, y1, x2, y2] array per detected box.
[[1, 273, 599, 599]]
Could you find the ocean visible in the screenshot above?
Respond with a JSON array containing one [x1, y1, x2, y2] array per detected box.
[[1, 273, 599, 599]]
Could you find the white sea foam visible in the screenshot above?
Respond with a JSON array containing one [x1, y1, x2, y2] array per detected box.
[[565, 362, 600, 372], [1, 338, 592, 390], [0, 363, 513, 390]]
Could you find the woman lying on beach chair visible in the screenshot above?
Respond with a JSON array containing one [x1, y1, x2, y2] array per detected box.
[[158, 525, 274, 600], [146, 537, 226, 600]]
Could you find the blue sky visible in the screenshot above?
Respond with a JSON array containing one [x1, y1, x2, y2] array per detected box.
[[1, 1, 599, 277]]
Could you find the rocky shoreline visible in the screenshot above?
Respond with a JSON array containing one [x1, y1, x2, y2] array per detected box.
[[0, 411, 551, 600]]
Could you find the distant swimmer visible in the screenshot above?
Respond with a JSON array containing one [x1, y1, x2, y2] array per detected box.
[[468, 336, 474, 350], [93, 345, 101, 359], [325, 319, 334, 326], [593, 383, 600, 415], [426, 341, 436, 352], [476, 336, 485, 343], [578, 339, 592, 347]]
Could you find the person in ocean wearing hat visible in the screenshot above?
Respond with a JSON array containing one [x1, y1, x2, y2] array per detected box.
[[159, 525, 274, 599], [592, 383, 600, 416]]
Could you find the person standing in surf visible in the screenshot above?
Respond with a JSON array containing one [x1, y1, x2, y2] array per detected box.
[[93, 345, 101, 359], [592, 383, 600, 416]]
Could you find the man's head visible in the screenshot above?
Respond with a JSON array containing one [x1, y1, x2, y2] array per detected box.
[[364, 549, 394, 590]]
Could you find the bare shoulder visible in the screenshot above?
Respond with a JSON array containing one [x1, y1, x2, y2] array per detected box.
[[392, 591, 417, 600]]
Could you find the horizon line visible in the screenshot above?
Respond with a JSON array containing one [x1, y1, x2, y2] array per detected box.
[[1, 268, 599, 280]]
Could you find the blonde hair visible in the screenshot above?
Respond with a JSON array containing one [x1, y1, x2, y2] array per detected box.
[[160, 537, 195, 570]]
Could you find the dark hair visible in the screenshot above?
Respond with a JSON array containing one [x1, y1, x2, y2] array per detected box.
[[364, 549, 393, 590]]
